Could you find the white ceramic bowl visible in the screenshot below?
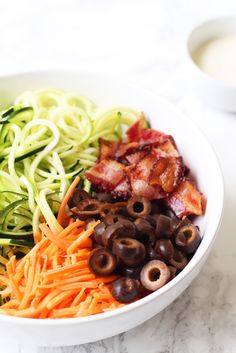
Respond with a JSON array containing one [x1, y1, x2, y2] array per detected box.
[[0, 71, 224, 346], [186, 16, 236, 111]]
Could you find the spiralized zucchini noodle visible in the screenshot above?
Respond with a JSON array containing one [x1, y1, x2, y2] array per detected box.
[[0, 88, 140, 268]]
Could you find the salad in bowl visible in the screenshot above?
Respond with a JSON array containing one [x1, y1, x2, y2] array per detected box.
[[0, 71, 223, 345]]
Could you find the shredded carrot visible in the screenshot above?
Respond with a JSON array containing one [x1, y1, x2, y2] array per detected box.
[[58, 220, 85, 239], [19, 252, 37, 310], [0, 275, 10, 286], [71, 288, 86, 306], [41, 260, 88, 280], [0, 190, 122, 318], [46, 290, 77, 310], [57, 176, 80, 226], [39, 223, 69, 251], [9, 275, 23, 303], [52, 306, 81, 318], [39, 308, 49, 319], [67, 221, 100, 254]]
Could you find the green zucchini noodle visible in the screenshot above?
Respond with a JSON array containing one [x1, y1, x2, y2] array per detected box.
[[0, 88, 140, 264]]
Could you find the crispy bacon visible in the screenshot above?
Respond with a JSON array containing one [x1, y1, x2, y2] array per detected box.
[[111, 177, 131, 199], [129, 153, 156, 181], [125, 150, 149, 165], [130, 179, 165, 199], [150, 157, 183, 193], [86, 118, 205, 217], [115, 142, 140, 160], [154, 139, 179, 158], [99, 139, 119, 161], [128, 153, 166, 199], [85, 159, 125, 191], [126, 115, 145, 141], [139, 129, 170, 146], [165, 180, 203, 218]]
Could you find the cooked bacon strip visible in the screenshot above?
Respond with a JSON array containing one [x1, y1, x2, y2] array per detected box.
[[139, 129, 169, 147], [126, 115, 145, 141], [165, 180, 203, 218], [126, 116, 169, 147], [87, 118, 205, 217], [85, 160, 125, 191], [99, 139, 119, 161], [128, 153, 166, 199], [130, 179, 165, 199], [129, 153, 156, 181], [150, 157, 183, 193], [111, 177, 131, 199], [125, 150, 149, 165], [115, 142, 140, 160], [154, 139, 179, 158]]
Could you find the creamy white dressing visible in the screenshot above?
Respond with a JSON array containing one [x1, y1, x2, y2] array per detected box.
[[192, 35, 236, 85]]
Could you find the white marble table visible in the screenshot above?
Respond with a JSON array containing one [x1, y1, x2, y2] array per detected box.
[[1, 0, 236, 352]]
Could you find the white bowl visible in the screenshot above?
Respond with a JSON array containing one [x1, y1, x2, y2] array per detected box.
[[0, 71, 224, 346], [186, 16, 236, 111]]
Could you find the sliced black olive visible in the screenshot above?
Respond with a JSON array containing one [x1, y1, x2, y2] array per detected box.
[[146, 245, 162, 261], [176, 217, 192, 229], [100, 202, 127, 218], [127, 196, 151, 218], [68, 189, 90, 208], [111, 277, 140, 303], [155, 214, 176, 239], [175, 224, 201, 254], [168, 265, 177, 281], [93, 222, 106, 245], [134, 218, 156, 246], [88, 247, 117, 276], [102, 220, 135, 248], [102, 223, 125, 247], [112, 237, 146, 267], [154, 239, 174, 262], [120, 266, 142, 279], [150, 200, 163, 214], [170, 249, 188, 269], [103, 214, 126, 226], [141, 214, 157, 228], [71, 199, 104, 220], [163, 208, 179, 220], [140, 260, 170, 291]]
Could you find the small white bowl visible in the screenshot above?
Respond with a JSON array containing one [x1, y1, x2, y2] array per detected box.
[[186, 16, 236, 111], [0, 71, 224, 346]]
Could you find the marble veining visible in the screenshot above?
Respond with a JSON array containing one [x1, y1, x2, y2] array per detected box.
[[1, 0, 236, 352]]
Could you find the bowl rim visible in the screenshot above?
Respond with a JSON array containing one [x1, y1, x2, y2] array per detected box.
[[0, 69, 225, 326], [185, 15, 236, 89]]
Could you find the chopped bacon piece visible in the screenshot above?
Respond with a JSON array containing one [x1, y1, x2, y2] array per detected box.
[[130, 179, 165, 199], [99, 139, 120, 161], [111, 177, 131, 199], [126, 115, 145, 141], [154, 139, 179, 158], [165, 180, 204, 218], [150, 157, 183, 193], [128, 153, 166, 199], [115, 142, 140, 160], [86, 118, 205, 216], [139, 129, 170, 146], [129, 153, 156, 181], [126, 150, 149, 165], [85, 159, 125, 191]]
